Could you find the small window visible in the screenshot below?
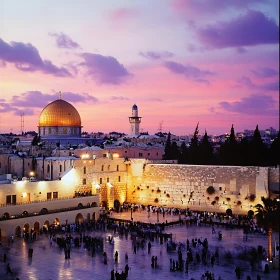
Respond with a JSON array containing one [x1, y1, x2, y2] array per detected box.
[[156, 152, 158, 156], [118, 176, 121, 182], [108, 165, 110, 171], [107, 177, 109, 183], [139, 153, 143, 157], [28, 163, 30, 166], [47, 192, 52, 200], [100, 178, 102, 184], [147, 153, 150, 156], [12, 195, 16, 204], [125, 151, 127, 153], [101, 165, 104, 171], [219, 187, 222, 191], [53, 192, 58, 199], [0, 162, 1, 168], [83, 166, 86, 174], [83, 178, 86, 185], [60, 165, 62, 172], [47, 165, 50, 173], [103, 154, 107, 158], [116, 165, 119, 171]]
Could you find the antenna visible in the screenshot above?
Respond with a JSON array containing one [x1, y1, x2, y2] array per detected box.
[[20, 113, 24, 134], [158, 120, 163, 133], [58, 91, 62, 100]]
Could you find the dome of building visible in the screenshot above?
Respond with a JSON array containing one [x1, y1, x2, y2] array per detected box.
[[132, 104, 138, 110], [39, 99, 81, 127]]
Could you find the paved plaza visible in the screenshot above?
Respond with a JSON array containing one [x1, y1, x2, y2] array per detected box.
[[0, 211, 279, 280]]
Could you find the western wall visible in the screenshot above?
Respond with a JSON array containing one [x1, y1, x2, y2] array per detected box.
[[125, 159, 279, 214]]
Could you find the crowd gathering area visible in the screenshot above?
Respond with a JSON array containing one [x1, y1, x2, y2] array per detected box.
[[0, 204, 279, 280]]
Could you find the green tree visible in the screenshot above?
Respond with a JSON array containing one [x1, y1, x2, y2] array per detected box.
[[189, 123, 199, 164], [170, 141, 180, 160], [164, 132, 172, 160], [239, 137, 250, 166], [249, 125, 266, 166], [179, 141, 188, 164], [199, 130, 213, 164], [254, 197, 280, 261]]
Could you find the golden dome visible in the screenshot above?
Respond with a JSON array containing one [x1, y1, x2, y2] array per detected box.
[[39, 99, 81, 127]]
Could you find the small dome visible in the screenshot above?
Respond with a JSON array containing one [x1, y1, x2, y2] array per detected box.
[[39, 99, 81, 127], [132, 104, 138, 110]]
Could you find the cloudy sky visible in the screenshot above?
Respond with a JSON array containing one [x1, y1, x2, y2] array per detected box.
[[0, 0, 279, 135]]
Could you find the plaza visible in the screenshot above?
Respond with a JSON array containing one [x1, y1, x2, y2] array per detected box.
[[0, 211, 279, 280]]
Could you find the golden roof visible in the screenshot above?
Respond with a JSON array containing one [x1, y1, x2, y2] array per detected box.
[[39, 99, 81, 127]]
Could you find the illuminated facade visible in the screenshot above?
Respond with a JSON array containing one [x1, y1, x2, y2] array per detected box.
[[38, 98, 82, 138]]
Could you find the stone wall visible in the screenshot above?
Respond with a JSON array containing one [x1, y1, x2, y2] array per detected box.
[[126, 162, 278, 214]]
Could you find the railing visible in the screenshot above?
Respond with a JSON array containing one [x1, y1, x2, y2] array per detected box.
[[0, 204, 98, 221], [0, 194, 97, 208]]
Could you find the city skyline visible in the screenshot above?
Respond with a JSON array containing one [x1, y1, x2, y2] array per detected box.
[[0, 0, 279, 135]]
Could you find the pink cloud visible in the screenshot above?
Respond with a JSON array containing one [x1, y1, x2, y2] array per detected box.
[[108, 8, 138, 22]]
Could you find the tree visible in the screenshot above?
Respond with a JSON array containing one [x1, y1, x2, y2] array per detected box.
[[199, 130, 213, 164], [239, 137, 250, 166], [179, 141, 188, 164], [254, 197, 280, 261], [164, 132, 172, 160], [249, 125, 266, 166], [170, 141, 180, 160], [189, 123, 199, 164]]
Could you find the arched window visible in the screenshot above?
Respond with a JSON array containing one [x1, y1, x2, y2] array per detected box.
[[116, 165, 119, 171], [83, 166, 86, 174], [83, 178, 86, 185], [107, 177, 109, 183], [101, 165, 104, 171], [47, 164, 50, 173], [60, 165, 62, 172], [100, 178, 102, 184], [108, 165, 110, 171]]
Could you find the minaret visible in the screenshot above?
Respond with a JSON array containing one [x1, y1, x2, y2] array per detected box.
[[129, 104, 142, 136]]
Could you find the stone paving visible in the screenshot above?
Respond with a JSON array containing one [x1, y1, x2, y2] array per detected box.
[[0, 211, 279, 280]]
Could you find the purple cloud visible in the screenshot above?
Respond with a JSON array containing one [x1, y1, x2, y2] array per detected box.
[[164, 61, 214, 83], [110, 96, 130, 101], [49, 32, 80, 49], [11, 91, 98, 108], [80, 53, 132, 85], [219, 94, 278, 115], [0, 38, 72, 77], [172, 0, 266, 15], [0, 101, 35, 116], [196, 10, 279, 48], [236, 47, 247, 54], [238, 76, 279, 91], [139, 51, 173, 60], [251, 67, 278, 78]]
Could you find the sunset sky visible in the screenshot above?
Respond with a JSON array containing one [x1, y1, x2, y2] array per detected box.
[[0, 0, 279, 136]]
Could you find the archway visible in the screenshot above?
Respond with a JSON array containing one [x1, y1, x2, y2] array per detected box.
[[86, 213, 90, 222], [78, 203, 84, 209], [101, 200, 108, 209], [92, 212, 96, 222], [22, 210, 28, 217], [40, 208, 48, 214], [23, 223, 30, 240], [91, 202, 98, 207], [2, 212, 10, 219], [15, 226, 21, 237], [53, 218, 60, 226], [75, 213, 84, 223], [114, 199, 121, 212], [43, 220, 50, 233], [34, 221, 40, 234]]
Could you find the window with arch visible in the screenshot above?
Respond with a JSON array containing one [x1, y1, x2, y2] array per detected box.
[[83, 178, 86, 185], [100, 178, 102, 184], [118, 176, 121, 182], [47, 164, 50, 173], [108, 165, 110, 171], [116, 165, 119, 171], [60, 165, 62, 172], [83, 166, 86, 174], [107, 177, 109, 183], [101, 165, 104, 171]]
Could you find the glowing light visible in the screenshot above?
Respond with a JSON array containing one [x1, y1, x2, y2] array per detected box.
[[22, 192, 27, 198], [112, 153, 120, 158], [30, 171, 34, 177], [81, 154, 89, 159], [16, 181, 25, 188]]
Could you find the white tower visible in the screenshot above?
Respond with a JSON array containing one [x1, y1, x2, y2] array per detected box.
[[129, 104, 142, 136]]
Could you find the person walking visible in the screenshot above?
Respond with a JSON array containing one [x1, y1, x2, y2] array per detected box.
[[4, 253, 7, 262], [6, 263, 12, 275], [148, 242, 151, 254], [114, 251, 118, 262]]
